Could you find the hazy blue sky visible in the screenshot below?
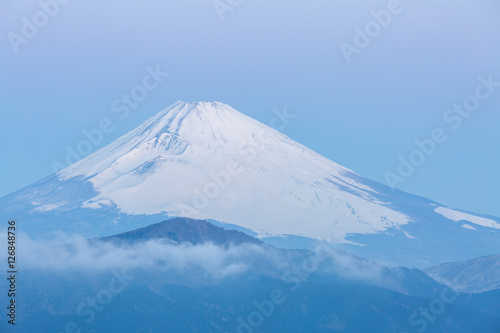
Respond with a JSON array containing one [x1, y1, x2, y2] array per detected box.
[[1, 0, 499, 216]]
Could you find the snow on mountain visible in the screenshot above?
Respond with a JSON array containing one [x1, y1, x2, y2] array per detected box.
[[1, 101, 499, 267], [58, 101, 409, 241], [434, 206, 500, 229]]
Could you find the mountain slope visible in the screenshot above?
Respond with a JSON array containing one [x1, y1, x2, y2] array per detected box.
[[58, 101, 411, 240], [1, 101, 499, 267], [9, 218, 500, 332], [101, 217, 262, 246], [17, 280, 500, 333], [424, 255, 500, 293]]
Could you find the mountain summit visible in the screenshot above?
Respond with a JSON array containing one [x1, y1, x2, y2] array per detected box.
[[1, 101, 499, 267], [59, 101, 409, 240]]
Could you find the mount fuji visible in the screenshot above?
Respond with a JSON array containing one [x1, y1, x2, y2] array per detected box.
[[2, 101, 499, 267]]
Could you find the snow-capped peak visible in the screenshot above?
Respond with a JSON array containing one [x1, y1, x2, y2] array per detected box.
[[58, 101, 410, 241]]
